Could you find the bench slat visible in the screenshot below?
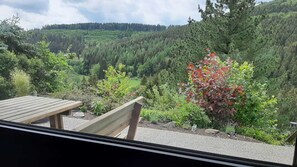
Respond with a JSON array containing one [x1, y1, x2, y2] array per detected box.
[[98, 112, 132, 136], [74, 104, 134, 133]]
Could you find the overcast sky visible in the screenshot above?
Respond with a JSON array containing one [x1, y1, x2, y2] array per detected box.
[[0, 0, 272, 30]]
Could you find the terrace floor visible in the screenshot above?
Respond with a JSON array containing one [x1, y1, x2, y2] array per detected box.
[[33, 116, 294, 165]]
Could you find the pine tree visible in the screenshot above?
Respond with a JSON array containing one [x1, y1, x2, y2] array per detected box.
[[140, 76, 147, 85], [197, 0, 262, 56]]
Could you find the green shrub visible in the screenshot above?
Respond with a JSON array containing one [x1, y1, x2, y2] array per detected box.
[[140, 76, 147, 85], [141, 109, 170, 123], [231, 61, 278, 130], [166, 109, 188, 126], [236, 127, 287, 145], [141, 97, 211, 128], [146, 84, 179, 111], [184, 103, 211, 128], [89, 64, 101, 85], [167, 99, 211, 128], [11, 69, 31, 96], [28, 42, 70, 93], [0, 76, 13, 99], [79, 105, 88, 112], [91, 100, 106, 116], [0, 51, 18, 79], [142, 83, 211, 127], [97, 64, 131, 103], [225, 124, 236, 135]]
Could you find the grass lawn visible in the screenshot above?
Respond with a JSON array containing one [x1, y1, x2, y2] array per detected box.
[[129, 78, 141, 90]]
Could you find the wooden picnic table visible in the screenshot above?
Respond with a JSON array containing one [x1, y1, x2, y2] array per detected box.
[[0, 96, 82, 129]]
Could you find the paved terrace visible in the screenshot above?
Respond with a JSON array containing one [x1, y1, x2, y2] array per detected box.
[[33, 116, 294, 165]]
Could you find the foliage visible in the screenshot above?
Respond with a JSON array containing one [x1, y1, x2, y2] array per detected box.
[[225, 124, 236, 136], [183, 51, 278, 130], [197, 0, 263, 55], [142, 83, 210, 127], [234, 83, 278, 129], [97, 64, 131, 103], [0, 51, 18, 79], [0, 76, 12, 99], [183, 52, 244, 126], [0, 16, 28, 54], [27, 29, 85, 55], [91, 101, 106, 116], [229, 58, 278, 130], [172, 100, 210, 127], [253, 10, 297, 129], [276, 87, 297, 129], [184, 103, 211, 128], [79, 105, 88, 112], [145, 84, 179, 111], [42, 23, 166, 32], [128, 78, 141, 92], [67, 58, 85, 74], [81, 27, 183, 79], [253, 0, 297, 16], [141, 109, 169, 124], [0, 17, 71, 96], [28, 42, 70, 93], [11, 69, 31, 96], [140, 76, 147, 85], [141, 99, 210, 128], [236, 127, 288, 145], [89, 64, 101, 85]]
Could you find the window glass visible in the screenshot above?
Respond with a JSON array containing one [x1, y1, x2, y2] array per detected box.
[[0, 0, 295, 165]]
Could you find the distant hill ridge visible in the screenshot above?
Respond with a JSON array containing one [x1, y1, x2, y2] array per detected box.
[[42, 22, 169, 32], [253, 0, 297, 15]]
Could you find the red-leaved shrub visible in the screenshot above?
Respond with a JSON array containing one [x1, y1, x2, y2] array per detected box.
[[181, 51, 244, 125]]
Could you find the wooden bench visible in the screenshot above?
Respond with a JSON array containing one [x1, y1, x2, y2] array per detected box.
[[73, 96, 144, 140]]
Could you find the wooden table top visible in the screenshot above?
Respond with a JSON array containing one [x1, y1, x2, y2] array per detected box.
[[0, 96, 82, 124]]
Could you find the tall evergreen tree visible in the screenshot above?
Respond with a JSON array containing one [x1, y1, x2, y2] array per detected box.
[[197, 0, 262, 56]]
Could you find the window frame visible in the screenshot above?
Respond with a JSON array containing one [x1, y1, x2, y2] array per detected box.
[[0, 120, 292, 167]]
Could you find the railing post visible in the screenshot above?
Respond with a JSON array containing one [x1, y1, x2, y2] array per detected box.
[[126, 102, 142, 140], [293, 136, 297, 167]]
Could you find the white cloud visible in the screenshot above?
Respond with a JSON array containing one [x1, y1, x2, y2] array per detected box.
[[0, 0, 89, 30], [66, 0, 203, 25], [0, 0, 272, 29]]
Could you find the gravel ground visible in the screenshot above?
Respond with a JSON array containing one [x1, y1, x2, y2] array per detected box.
[[32, 116, 88, 130], [134, 127, 294, 165], [138, 120, 262, 143], [34, 117, 294, 165]]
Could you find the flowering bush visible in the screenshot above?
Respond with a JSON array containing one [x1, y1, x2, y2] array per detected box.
[[182, 51, 244, 126]]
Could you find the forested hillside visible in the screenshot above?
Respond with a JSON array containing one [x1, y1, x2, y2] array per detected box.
[[26, 29, 153, 55], [27, 23, 185, 81], [252, 0, 297, 128], [253, 0, 297, 15], [82, 26, 185, 79], [42, 23, 167, 31]]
